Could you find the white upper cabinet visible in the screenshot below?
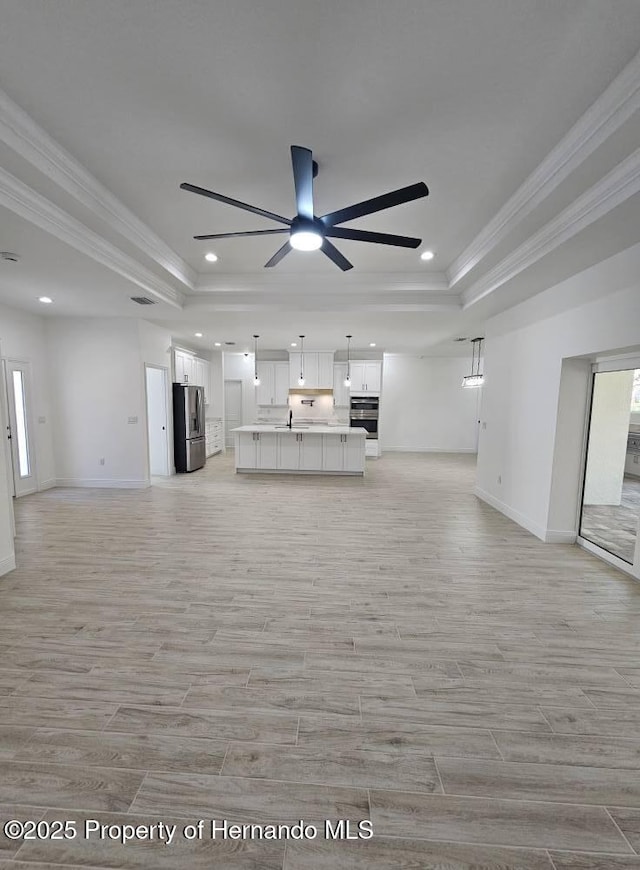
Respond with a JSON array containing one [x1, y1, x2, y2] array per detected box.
[[317, 353, 334, 388], [333, 363, 350, 407], [289, 352, 334, 388], [173, 349, 210, 402], [349, 360, 382, 394], [256, 363, 275, 406], [256, 362, 290, 405], [273, 362, 290, 404]]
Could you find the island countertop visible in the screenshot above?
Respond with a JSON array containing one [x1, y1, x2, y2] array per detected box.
[[231, 425, 366, 435]]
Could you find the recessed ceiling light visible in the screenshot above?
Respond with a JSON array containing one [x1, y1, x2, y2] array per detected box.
[[290, 342, 297, 347], [214, 342, 221, 347], [369, 342, 376, 347], [205, 252, 218, 262], [420, 250, 435, 261], [194, 332, 203, 337], [38, 296, 53, 304]]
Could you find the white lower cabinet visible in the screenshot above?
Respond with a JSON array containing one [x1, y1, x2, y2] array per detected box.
[[299, 433, 323, 470], [236, 432, 258, 468], [323, 433, 363, 471], [236, 430, 365, 474], [205, 420, 223, 456], [277, 433, 324, 470], [237, 431, 277, 467]]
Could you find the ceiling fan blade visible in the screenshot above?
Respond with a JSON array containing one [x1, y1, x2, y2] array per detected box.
[[180, 183, 291, 226], [291, 146, 314, 220], [325, 227, 421, 248], [320, 182, 428, 227], [321, 239, 353, 271], [194, 228, 289, 240], [264, 241, 292, 268]]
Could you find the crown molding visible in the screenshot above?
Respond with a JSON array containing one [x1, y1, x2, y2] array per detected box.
[[195, 270, 450, 294], [462, 147, 640, 309], [0, 87, 196, 290], [448, 47, 640, 288], [0, 167, 183, 309]]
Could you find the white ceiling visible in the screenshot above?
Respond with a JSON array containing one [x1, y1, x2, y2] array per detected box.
[[0, 0, 639, 352]]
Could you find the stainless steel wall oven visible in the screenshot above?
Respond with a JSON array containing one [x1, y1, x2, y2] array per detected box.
[[350, 396, 379, 439]]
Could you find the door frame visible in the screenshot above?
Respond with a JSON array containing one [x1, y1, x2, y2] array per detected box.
[[0, 344, 15, 539], [3, 358, 38, 497], [576, 358, 640, 581], [144, 364, 172, 478], [224, 379, 243, 448]]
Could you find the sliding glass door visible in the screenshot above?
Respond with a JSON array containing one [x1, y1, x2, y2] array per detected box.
[[579, 364, 640, 574]]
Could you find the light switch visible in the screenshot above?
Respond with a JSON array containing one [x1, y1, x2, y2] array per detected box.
[[38, 416, 46, 424]]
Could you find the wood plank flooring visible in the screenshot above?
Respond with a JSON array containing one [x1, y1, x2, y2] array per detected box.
[[2, 451, 640, 867]]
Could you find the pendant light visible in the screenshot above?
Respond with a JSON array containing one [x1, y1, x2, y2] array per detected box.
[[298, 335, 305, 386], [344, 334, 352, 387], [253, 334, 260, 386], [462, 337, 484, 388]]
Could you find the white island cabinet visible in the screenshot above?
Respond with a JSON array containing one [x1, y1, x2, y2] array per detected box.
[[232, 426, 366, 475]]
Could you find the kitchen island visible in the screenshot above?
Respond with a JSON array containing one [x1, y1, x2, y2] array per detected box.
[[232, 425, 366, 475]]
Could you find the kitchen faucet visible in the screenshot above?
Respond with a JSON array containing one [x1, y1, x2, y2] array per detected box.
[[287, 409, 293, 429]]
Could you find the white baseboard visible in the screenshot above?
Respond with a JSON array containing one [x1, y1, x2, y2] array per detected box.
[[474, 486, 576, 543], [0, 553, 16, 576], [55, 478, 150, 489], [474, 486, 545, 541], [38, 478, 57, 491], [544, 529, 578, 544], [384, 447, 477, 454]]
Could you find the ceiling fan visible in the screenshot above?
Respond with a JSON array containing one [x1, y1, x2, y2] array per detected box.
[[181, 146, 429, 271]]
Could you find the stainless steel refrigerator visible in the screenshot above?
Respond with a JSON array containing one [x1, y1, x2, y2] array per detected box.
[[173, 383, 206, 472]]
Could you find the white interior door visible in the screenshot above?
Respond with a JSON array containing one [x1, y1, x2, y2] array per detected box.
[[4, 360, 37, 497], [224, 380, 242, 448], [145, 365, 170, 477]]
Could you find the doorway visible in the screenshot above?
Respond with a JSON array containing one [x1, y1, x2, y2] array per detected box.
[[3, 359, 37, 497], [145, 365, 171, 477], [579, 363, 640, 575], [224, 380, 242, 448]]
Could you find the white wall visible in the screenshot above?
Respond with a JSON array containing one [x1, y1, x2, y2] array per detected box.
[[380, 355, 480, 452], [476, 240, 640, 546], [584, 370, 634, 505], [0, 303, 56, 489], [47, 318, 149, 488], [223, 353, 257, 425], [208, 350, 224, 419]]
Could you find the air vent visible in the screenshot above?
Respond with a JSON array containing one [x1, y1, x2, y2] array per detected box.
[[0, 252, 20, 263], [224, 341, 236, 346], [130, 296, 156, 305]]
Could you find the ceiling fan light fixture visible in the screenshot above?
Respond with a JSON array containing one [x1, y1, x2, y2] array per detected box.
[[290, 230, 323, 251]]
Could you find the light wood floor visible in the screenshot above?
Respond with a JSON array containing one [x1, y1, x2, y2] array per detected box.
[[3, 451, 640, 868]]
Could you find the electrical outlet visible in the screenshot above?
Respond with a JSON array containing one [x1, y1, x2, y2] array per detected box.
[[127, 416, 138, 424], [497, 475, 502, 484], [99, 458, 105, 466], [482, 421, 487, 430]]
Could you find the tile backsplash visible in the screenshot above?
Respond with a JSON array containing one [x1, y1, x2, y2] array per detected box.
[[257, 393, 348, 424]]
